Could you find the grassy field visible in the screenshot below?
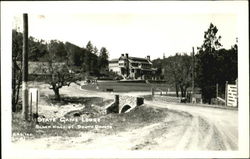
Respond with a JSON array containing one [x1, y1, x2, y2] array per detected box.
[[81, 80, 173, 92]]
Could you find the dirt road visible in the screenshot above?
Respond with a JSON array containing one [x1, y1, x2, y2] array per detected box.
[[145, 100, 238, 150]]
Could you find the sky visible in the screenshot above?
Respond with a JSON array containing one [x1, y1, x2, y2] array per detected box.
[[12, 6, 238, 60]]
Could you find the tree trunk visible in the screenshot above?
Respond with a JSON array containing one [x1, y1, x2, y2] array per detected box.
[[183, 87, 187, 97], [12, 61, 17, 112], [16, 72, 22, 105], [180, 86, 187, 98], [180, 87, 184, 97], [208, 98, 211, 104], [175, 83, 179, 97], [53, 88, 61, 101]]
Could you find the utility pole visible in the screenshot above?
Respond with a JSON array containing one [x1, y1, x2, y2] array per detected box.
[[22, 13, 29, 121], [191, 47, 195, 103]]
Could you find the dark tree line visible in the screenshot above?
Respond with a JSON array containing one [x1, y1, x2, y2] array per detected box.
[[12, 30, 109, 75]]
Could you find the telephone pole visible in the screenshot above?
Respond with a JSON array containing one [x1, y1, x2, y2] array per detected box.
[[22, 13, 29, 120], [191, 47, 195, 102]]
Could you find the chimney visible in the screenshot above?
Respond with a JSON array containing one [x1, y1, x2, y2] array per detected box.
[[121, 54, 124, 57], [125, 53, 129, 58], [147, 55, 150, 61]]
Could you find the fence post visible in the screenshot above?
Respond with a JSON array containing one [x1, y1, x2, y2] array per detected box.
[[216, 83, 219, 98], [29, 93, 32, 121], [225, 81, 228, 106], [236, 79, 238, 107], [115, 95, 119, 104], [36, 89, 39, 123]]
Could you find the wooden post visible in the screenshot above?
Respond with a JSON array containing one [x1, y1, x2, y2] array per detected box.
[[216, 83, 219, 98], [236, 79, 238, 107], [191, 47, 195, 103], [36, 89, 39, 122], [115, 95, 119, 104], [22, 13, 29, 120], [114, 95, 119, 113], [225, 81, 228, 106], [29, 93, 32, 121]]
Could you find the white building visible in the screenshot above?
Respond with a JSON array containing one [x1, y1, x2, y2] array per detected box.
[[109, 53, 157, 80]]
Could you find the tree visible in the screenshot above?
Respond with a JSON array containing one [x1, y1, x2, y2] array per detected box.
[[91, 46, 99, 75], [200, 23, 222, 52], [65, 42, 84, 67], [84, 41, 95, 73], [12, 30, 50, 111], [152, 58, 164, 80], [98, 47, 109, 74], [47, 40, 68, 62], [29, 38, 48, 61], [163, 53, 192, 97], [12, 30, 23, 112], [196, 23, 237, 103], [196, 23, 222, 103], [86, 41, 94, 54], [93, 46, 98, 55], [213, 46, 238, 98], [85, 41, 100, 74], [46, 62, 78, 101], [42, 40, 81, 101]]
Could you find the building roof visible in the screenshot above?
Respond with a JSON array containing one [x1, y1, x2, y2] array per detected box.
[[110, 56, 152, 64], [129, 57, 149, 63], [109, 58, 119, 63]]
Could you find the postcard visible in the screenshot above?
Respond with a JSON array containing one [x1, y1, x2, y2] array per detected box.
[[1, 1, 249, 159]]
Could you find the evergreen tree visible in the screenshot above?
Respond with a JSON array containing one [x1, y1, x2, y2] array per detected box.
[[196, 23, 237, 103], [98, 47, 109, 74], [86, 41, 94, 54]]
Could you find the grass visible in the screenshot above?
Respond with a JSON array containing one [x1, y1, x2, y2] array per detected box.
[[98, 105, 169, 134], [81, 81, 173, 92], [12, 103, 169, 141], [42, 95, 112, 106]]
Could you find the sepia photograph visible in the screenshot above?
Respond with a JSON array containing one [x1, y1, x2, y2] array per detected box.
[[1, 1, 249, 159]]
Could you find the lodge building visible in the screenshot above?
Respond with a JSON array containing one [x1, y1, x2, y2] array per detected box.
[[109, 53, 157, 80]]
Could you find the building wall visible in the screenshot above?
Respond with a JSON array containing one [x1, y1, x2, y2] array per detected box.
[[109, 63, 120, 74]]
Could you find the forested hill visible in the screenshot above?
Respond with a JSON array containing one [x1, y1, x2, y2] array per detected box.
[[12, 29, 109, 76]]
